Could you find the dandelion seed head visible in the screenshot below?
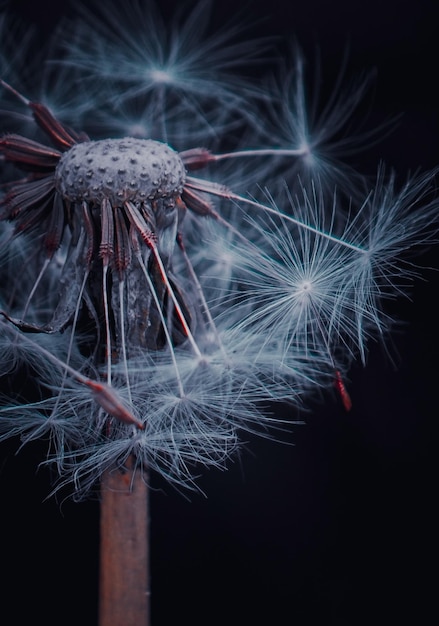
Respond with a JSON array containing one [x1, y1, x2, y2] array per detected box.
[[55, 137, 185, 205], [0, 2, 438, 499]]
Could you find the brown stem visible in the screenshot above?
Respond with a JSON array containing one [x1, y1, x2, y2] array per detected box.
[[99, 456, 150, 626]]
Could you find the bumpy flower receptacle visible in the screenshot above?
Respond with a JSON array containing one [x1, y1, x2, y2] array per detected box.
[[55, 137, 186, 205]]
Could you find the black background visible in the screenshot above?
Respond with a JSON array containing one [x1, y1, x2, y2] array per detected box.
[[1, 1, 438, 624]]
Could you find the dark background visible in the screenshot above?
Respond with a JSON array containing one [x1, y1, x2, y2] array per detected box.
[[1, 1, 438, 624]]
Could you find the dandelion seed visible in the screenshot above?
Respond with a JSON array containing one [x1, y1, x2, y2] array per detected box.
[[55, 0, 270, 144], [238, 46, 397, 199]]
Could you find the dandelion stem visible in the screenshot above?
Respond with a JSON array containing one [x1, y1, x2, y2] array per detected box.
[[99, 457, 150, 626]]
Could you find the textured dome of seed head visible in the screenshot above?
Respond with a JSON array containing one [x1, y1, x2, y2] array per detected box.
[[55, 138, 186, 205]]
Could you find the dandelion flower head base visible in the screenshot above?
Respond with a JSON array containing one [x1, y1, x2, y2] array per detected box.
[[55, 138, 186, 205]]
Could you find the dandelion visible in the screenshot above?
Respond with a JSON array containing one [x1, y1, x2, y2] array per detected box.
[[0, 1, 438, 625]]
